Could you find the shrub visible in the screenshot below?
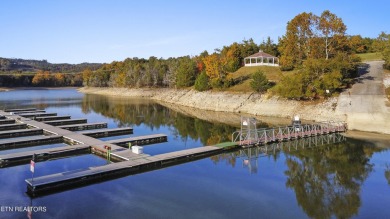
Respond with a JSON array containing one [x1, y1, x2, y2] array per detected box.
[[250, 70, 270, 93], [194, 72, 210, 91]]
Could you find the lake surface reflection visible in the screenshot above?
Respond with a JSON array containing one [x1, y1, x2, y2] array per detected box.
[[0, 88, 389, 219]]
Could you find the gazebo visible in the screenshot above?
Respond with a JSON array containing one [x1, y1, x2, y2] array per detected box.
[[244, 50, 279, 67]]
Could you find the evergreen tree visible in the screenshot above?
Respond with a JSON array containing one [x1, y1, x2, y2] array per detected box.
[[194, 71, 210, 91], [250, 70, 270, 93], [176, 56, 197, 88]]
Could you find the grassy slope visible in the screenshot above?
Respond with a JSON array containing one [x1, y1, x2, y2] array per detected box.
[[357, 52, 383, 61], [226, 66, 293, 92], [385, 69, 390, 102]]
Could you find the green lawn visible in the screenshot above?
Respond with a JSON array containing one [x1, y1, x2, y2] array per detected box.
[[357, 52, 383, 62], [226, 66, 293, 92]]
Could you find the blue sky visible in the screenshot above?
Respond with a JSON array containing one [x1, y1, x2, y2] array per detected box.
[[1, 0, 389, 64]]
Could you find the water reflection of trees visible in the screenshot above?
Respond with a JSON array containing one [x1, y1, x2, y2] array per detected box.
[[385, 165, 390, 185], [284, 141, 380, 219], [81, 94, 236, 146]]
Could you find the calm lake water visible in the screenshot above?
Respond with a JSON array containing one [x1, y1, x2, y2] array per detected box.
[[0, 88, 389, 219]]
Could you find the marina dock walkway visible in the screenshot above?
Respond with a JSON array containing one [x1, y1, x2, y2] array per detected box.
[[0, 109, 346, 196]]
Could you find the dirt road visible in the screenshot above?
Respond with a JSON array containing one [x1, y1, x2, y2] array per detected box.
[[336, 61, 390, 134]]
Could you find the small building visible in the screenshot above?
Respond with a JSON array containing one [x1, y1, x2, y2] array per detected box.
[[244, 50, 279, 67]]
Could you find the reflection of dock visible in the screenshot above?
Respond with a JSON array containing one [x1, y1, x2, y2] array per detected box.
[[239, 133, 346, 174], [0, 109, 347, 197]]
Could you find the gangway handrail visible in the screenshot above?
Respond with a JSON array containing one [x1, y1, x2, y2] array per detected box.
[[234, 120, 347, 146]]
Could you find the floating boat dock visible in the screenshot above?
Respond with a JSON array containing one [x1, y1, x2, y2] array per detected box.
[[58, 122, 108, 131], [0, 144, 90, 167], [12, 110, 46, 115], [106, 134, 168, 146], [0, 135, 64, 151], [17, 112, 57, 118], [44, 118, 88, 126], [0, 119, 17, 125], [0, 123, 27, 131], [4, 108, 37, 112], [25, 145, 228, 194], [35, 115, 72, 122], [79, 127, 134, 138], [0, 109, 347, 196], [0, 129, 43, 139]]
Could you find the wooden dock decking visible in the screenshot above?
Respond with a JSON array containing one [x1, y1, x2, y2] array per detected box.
[[17, 112, 57, 118], [79, 127, 133, 138], [0, 144, 90, 167], [0, 128, 43, 139], [0, 124, 27, 131], [0, 110, 167, 169], [0, 119, 16, 125], [34, 115, 72, 122], [106, 134, 168, 146], [0, 135, 63, 150], [58, 122, 108, 131], [0, 109, 347, 197], [12, 110, 46, 115], [4, 108, 37, 112], [25, 145, 226, 194], [44, 118, 88, 126]]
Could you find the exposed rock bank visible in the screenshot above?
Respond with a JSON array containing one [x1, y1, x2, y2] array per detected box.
[[79, 87, 345, 123], [80, 61, 390, 135]]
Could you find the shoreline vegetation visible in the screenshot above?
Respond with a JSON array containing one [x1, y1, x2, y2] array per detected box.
[[2, 10, 389, 135]]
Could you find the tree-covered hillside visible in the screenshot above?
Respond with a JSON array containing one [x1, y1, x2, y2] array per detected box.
[[0, 58, 102, 73]]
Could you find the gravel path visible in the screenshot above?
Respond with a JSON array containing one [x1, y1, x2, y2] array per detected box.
[[336, 61, 390, 134]]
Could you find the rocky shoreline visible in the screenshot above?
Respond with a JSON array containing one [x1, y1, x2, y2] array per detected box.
[[79, 87, 345, 123], [79, 61, 390, 135]]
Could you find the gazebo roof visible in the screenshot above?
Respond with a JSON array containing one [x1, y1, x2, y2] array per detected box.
[[245, 51, 276, 58]]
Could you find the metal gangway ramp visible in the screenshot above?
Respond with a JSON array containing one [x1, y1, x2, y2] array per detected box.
[[232, 116, 347, 146]]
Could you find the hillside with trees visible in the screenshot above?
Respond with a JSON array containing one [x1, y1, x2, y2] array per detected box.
[[0, 58, 101, 87], [275, 10, 361, 99], [2, 10, 388, 94], [82, 10, 388, 100], [0, 58, 101, 73]]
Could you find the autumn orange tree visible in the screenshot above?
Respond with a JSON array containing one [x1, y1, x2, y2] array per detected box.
[[32, 70, 51, 86], [202, 54, 227, 88], [54, 73, 65, 86], [32, 70, 45, 86], [220, 42, 241, 72], [82, 68, 93, 86], [279, 10, 348, 69]]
